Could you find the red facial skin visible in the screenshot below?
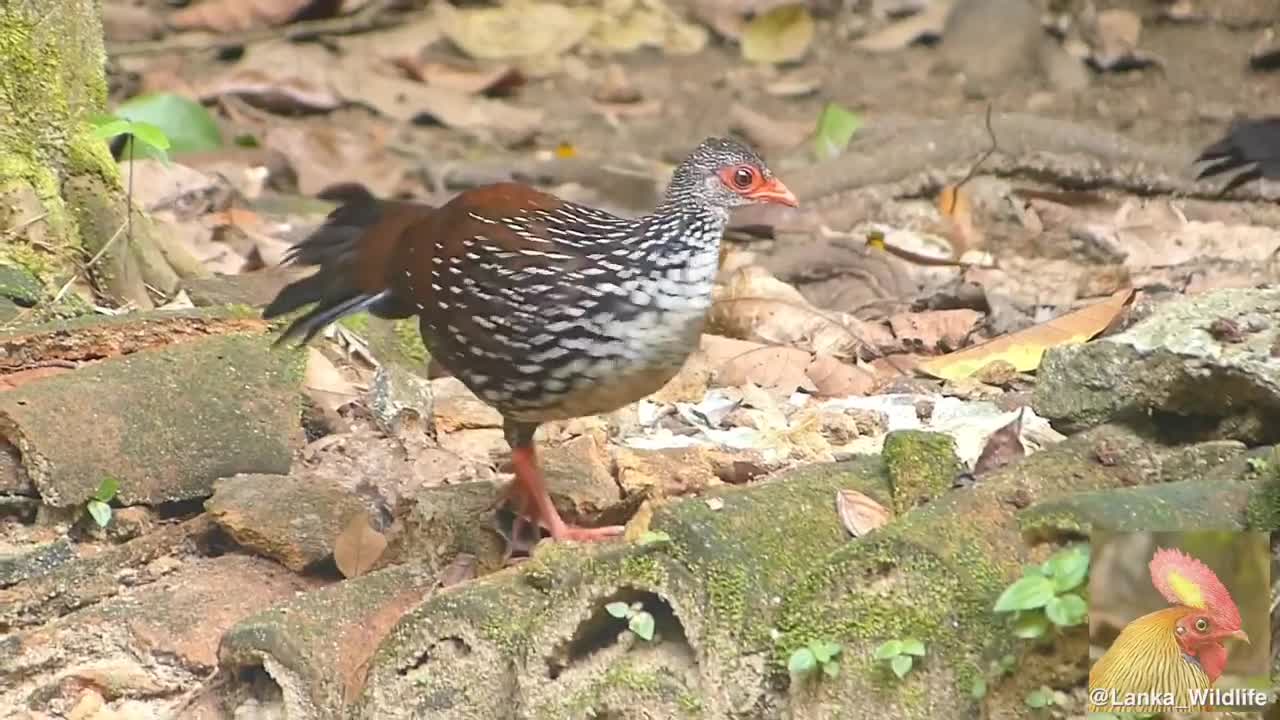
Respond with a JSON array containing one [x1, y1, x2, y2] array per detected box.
[[716, 164, 799, 207], [1172, 610, 1249, 683]]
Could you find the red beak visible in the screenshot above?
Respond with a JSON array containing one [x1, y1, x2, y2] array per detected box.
[[748, 178, 799, 207]]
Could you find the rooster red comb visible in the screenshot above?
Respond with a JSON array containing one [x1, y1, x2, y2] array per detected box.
[[1149, 547, 1242, 629]]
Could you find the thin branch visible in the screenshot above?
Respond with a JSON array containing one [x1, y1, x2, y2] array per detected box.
[[51, 220, 129, 304]]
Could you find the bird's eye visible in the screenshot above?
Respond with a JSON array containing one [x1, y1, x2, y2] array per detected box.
[[732, 167, 756, 189], [1195, 618, 1209, 632]]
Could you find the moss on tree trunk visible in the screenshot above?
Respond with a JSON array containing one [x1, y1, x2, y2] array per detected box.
[[0, 0, 198, 309]]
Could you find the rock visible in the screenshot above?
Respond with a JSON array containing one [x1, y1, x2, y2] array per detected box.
[[219, 562, 440, 717], [540, 430, 621, 519], [379, 482, 507, 574], [0, 538, 74, 587], [881, 430, 963, 513], [614, 446, 723, 498], [2, 555, 318, 714], [0, 332, 303, 508], [367, 363, 434, 438], [649, 351, 713, 404], [1034, 288, 1280, 442], [938, 0, 1043, 91], [206, 473, 370, 571], [431, 377, 502, 433]]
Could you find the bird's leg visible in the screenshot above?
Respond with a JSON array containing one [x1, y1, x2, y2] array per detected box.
[[508, 446, 623, 542], [503, 420, 622, 543]]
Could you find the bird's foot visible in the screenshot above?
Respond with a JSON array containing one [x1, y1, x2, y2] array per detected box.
[[545, 521, 625, 543]]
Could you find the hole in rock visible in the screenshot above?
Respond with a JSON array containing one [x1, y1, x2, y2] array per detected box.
[[401, 636, 473, 675], [545, 588, 690, 680]]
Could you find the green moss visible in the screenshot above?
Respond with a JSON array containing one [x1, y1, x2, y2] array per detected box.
[[882, 430, 962, 514], [338, 313, 431, 368], [1244, 453, 1280, 530]]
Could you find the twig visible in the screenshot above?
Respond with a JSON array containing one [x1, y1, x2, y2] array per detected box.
[[1, 212, 48, 240], [948, 102, 999, 204], [107, 0, 402, 57], [51, 220, 129, 304]]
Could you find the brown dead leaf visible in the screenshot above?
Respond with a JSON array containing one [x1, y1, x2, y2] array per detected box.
[[888, 309, 982, 354], [836, 489, 890, 537], [806, 354, 877, 397], [333, 512, 388, 578], [710, 266, 888, 358], [395, 59, 525, 96], [702, 334, 815, 392], [973, 408, 1026, 476], [170, 0, 341, 33], [917, 287, 1135, 381], [856, 0, 952, 52], [937, 183, 983, 254], [305, 347, 360, 415]]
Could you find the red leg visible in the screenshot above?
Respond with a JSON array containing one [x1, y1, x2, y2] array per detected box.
[[510, 446, 623, 542]]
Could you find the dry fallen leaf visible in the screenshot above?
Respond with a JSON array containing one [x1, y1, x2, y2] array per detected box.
[[806, 354, 877, 397], [937, 183, 983, 255], [972, 407, 1026, 476], [622, 500, 655, 542], [836, 489, 890, 537], [856, 0, 952, 52], [395, 59, 525, 96], [916, 287, 1135, 381], [334, 512, 389, 578], [741, 5, 814, 63], [170, 0, 341, 33], [304, 347, 361, 415], [437, 1, 597, 60], [710, 266, 887, 358], [888, 309, 982, 354]]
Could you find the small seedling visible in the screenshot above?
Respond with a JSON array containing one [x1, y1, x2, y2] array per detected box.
[[994, 544, 1088, 641], [605, 601, 655, 641], [1024, 686, 1056, 709], [92, 115, 172, 162], [788, 639, 842, 683], [873, 638, 925, 680], [86, 477, 119, 528], [1246, 456, 1271, 474], [636, 530, 671, 547], [970, 653, 1016, 699]]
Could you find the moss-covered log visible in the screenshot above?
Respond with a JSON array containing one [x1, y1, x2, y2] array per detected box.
[[0, 1, 200, 308], [207, 422, 1278, 720]]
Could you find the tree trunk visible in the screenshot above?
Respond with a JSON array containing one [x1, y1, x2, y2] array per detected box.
[[0, 0, 199, 309]]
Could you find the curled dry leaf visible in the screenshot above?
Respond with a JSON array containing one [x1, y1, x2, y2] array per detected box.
[[710, 265, 888, 358], [395, 60, 525, 96], [170, 0, 341, 33], [888, 309, 982, 354], [333, 512, 389, 578], [936, 183, 983, 255], [701, 335, 877, 397], [836, 489, 890, 537], [916, 287, 1135, 381], [304, 347, 361, 416], [856, 0, 952, 52], [972, 407, 1025, 476]]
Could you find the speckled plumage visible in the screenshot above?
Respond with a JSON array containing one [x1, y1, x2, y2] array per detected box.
[[264, 137, 797, 541]]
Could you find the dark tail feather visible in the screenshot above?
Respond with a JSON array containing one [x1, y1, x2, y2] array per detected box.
[[1194, 117, 1280, 190], [263, 192, 426, 346]]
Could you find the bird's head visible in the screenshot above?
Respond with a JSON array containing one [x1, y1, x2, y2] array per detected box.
[[664, 137, 798, 211], [1150, 547, 1248, 681]]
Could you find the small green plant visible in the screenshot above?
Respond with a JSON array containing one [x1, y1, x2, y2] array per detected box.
[[994, 544, 1089, 640], [91, 115, 172, 162], [636, 530, 671, 547], [605, 601, 655, 641], [1024, 685, 1056, 709], [969, 653, 1016, 699], [1246, 456, 1271, 474], [873, 638, 925, 680], [86, 477, 119, 528], [788, 639, 842, 683]]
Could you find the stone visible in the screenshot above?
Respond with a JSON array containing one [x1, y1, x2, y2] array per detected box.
[[614, 446, 722, 498], [1034, 288, 1280, 443], [3, 555, 318, 714], [367, 363, 434, 438], [540, 430, 622, 518], [0, 538, 74, 587], [431, 377, 502, 433], [881, 430, 963, 513], [206, 473, 370, 571]]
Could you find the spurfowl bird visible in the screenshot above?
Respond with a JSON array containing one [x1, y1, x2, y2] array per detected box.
[[1196, 116, 1280, 192], [1088, 547, 1249, 713], [264, 138, 797, 542]]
